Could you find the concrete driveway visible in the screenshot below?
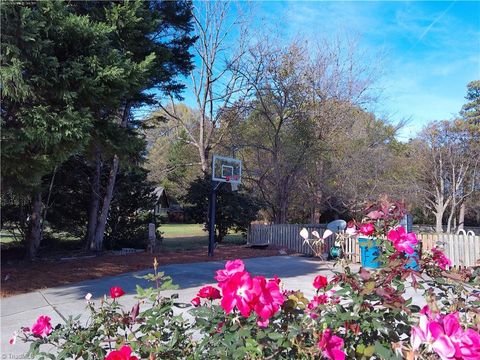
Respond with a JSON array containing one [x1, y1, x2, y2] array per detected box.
[[1, 255, 427, 357]]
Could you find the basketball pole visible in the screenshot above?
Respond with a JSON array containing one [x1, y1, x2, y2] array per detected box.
[[208, 181, 223, 257]]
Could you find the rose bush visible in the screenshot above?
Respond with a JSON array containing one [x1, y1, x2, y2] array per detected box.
[[13, 200, 480, 359]]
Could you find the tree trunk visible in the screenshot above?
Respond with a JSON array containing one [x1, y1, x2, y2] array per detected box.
[[435, 208, 444, 233], [199, 146, 208, 173], [40, 166, 57, 235], [458, 202, 465, 231], [93, 154, 120, 251], [446, 208, 454, 233], [279, 195, 288, 224], [310, 207, 321, 224], [87, 149, 101, 250], [90, 103, 129, 251], [26, 191, 42, 259]]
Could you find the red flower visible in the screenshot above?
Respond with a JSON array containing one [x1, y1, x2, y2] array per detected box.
[[215, 259, 245, 284], [220, 271, 257, 317], [31, 315, 52, 338], [432, 247, 452, 270], [197, 285, 221, 300], [252, 276, 284, 321], [110, 286, 125, 299], [318, 328, 346, 360], [105, 345, 138, 360], [387, 226, 418, 254], [191, 297, 201, 307], [308, 294, 328, 310], [9, 332, 17, 345], [217, 260, 285, 324], [359, 223, 375, 236], [313, 275, 328, 290]]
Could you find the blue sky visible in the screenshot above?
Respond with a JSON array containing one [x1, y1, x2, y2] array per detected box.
[[253, 1, 480, 140], [138, 1, 479, 140]]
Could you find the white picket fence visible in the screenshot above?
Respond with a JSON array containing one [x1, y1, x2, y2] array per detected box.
[[418, 233, 480, 268], [248, 224, 480, 268]]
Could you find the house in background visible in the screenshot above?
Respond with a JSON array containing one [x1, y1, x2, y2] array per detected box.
[[153, 187, 184, 222]]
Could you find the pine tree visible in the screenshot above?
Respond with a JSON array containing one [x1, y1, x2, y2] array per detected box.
[[1, 2, 109, 257], [1, 1, 195, 257], [461, 80, 480, 125]]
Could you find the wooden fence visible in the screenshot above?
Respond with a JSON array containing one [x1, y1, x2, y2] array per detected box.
[[248, 224, 480, 268], [248, 224, 328, 255]]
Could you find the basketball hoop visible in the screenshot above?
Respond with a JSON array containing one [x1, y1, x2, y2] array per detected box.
[[212, 155, 241, 184], [208, 155, 242, 257]]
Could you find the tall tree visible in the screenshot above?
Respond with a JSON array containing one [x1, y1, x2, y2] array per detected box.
[[157, 1, 250, 174], [461, 80, 480, 125], [1, 1, 195, 257], [1, 1, 112, 257], [457, 80, 480, 229], [233, 37, 380, 223], [75, 1, 196, 251], [414, 120, 479, 233], [144, 104, 203, 201]]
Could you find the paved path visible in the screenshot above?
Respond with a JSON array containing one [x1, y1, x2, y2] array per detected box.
[[1, 255, 426, 357]]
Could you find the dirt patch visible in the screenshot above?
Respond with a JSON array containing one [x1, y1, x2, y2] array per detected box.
[[1, 245, 292, 297]]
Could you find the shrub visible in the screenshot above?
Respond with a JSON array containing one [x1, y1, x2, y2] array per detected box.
[[13, 199, 480, 359]]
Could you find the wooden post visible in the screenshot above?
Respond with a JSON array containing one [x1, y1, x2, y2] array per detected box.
[[148, 223, 157, 253]]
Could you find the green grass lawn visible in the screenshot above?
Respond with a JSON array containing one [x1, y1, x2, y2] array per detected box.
[[0, 229, 22, 244], [159, 223, 245, 251], [1, 223, 245, 253]]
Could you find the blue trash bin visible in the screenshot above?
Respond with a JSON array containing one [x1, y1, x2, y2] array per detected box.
[[358, 237, 382, 269], [405, 250, 420, 270]]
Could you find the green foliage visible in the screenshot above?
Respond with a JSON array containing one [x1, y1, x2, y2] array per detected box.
[[37, 157, 156, 250], [1, 0, 196, 254], [461, 80, 480, 125], [105, 167, 157, 250], [183, 177, 261, 242], [0, 1, 113, 191], [144, 104, 203, 202], [18, 241, 480, 359], [23, 266, 192, 359]]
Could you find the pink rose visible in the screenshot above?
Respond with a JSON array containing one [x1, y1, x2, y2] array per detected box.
[[9, 332, 17, 345], [359, 223, 375, 236], [410, 311, 480, 359], [110, 286, 125, 299], [313, 275, 328, 290], [318, 328, 346, 360], [460, 329, 480, 359], [432, 247, 452, 270], [220, 271, 257, 317], [197, 285, 221, 300], [31, 315, 52, 338], [387, 227, 418, 254], [252, 276, 284, 321], [191, 297, 201, 307], [215, 259, 245, 284], [308, 295, 328, 310], [105, 345, 138, 360]]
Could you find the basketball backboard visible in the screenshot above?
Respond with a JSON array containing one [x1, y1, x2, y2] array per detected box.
[[212, 155, 242, 184]]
